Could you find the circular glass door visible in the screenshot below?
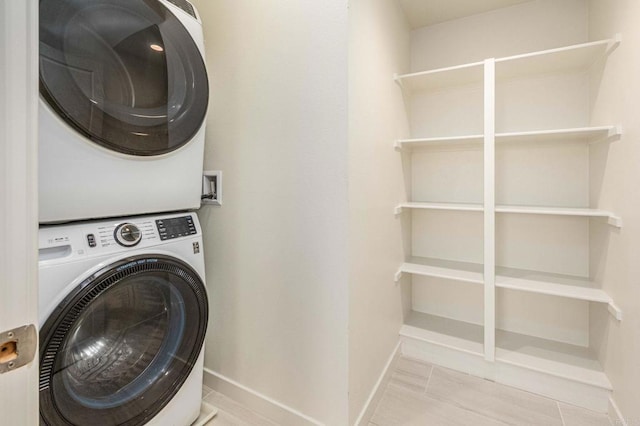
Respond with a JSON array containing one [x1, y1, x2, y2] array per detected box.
[[39, 255, 208, 426], [39, 0, 209, 156]]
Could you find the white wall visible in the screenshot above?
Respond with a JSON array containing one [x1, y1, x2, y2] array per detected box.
[[192, 1, 350, 424], [588, 0, 640, 422], [410, 0, 587, 71], [347, 0, 410, 423]]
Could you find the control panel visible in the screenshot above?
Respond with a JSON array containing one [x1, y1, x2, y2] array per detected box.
[[156, 216, 197, 241], [38, 213, 201, 264]]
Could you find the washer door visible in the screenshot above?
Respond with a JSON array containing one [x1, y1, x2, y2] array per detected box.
[[39, 255, 208, 426], [39, 0, 209, 156]]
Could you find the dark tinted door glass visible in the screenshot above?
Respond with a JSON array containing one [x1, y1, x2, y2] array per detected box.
[[39, 0, 209, 156], [40, 256, 208, 426]]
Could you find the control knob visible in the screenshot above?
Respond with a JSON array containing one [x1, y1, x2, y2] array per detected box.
[[114, 223, 142, 247]]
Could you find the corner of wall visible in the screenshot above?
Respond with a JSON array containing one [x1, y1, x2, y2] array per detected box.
[[347, 0, 411, 423], [588, 0, 640, 423]]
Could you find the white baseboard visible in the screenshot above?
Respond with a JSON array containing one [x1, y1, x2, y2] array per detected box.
[[203, 368, 324, 426], [354, 340, 402, 426], [608, 396, 628, 426]]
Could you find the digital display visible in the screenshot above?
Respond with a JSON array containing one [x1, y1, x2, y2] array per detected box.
[[156, 216, 197, 241]]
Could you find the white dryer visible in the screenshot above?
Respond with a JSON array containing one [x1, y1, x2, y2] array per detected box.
[[38, 0, 209, 223], [38, 212, 208, 425]]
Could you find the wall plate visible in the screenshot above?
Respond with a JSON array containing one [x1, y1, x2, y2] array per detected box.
[[202, 171, 222, 206]]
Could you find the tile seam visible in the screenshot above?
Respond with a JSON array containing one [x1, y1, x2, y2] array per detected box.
[[424, 365, 434, 393], [557, 401, 567, 426]]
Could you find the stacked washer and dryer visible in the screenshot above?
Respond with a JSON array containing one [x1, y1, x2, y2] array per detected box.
[[37, 0, 210, 424]]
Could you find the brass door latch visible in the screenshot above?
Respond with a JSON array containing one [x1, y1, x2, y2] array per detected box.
[[0, 325, 37, 374]]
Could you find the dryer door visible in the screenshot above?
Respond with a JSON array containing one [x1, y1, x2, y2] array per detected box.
[[39, 0, 209, 156], [39, 255, 208, 426]]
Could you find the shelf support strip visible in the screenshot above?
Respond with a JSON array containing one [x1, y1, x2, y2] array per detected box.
[[484, 58, 496, 362]]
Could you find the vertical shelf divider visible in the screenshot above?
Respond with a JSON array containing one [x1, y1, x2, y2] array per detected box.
[[483, 58, 496, 362]]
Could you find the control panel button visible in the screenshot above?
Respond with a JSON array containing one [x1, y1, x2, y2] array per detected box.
[[114, 223, 142, 247], [86, 234, 97, 248]]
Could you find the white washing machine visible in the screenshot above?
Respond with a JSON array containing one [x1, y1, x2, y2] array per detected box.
[[38, 212, 208, 425], [38, 0, 209, 223]]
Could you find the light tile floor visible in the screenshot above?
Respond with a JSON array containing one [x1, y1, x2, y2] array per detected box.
[[198, 357, 613, 426], [368, 357, 612, 426]]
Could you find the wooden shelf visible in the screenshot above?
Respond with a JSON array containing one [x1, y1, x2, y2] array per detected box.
[[495, 330, 612, 389], [394, 203, 621, 227], [495, 126, 621, 144], [394, 134, 484, 150], [401, 311, 484, 356], [394, 126, 620, 151], [396, 257, 622, 320], [397, 257, 484, 285], [496, 36, 621, 81], [495, 205, 622, 227], [395, 36, 620, 93], [394, 61, 483, 92], [395, 202, 483, 215], [495, 267, 622, 320], [496, 268, 600, 302]]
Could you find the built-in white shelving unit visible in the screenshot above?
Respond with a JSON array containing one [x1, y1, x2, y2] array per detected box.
[[394, 21, 622, 411]]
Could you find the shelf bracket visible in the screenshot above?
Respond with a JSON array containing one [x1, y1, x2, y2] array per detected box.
[[608, 33, 622, 53], [394, 206, 403, 216], [605, 125, 624, 144], [589, 125, 623, 146], [393, 73, 403, 89], [608, 215, 623, 228], [613, 125, 623, 137], [608, 302, 623, 321]]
